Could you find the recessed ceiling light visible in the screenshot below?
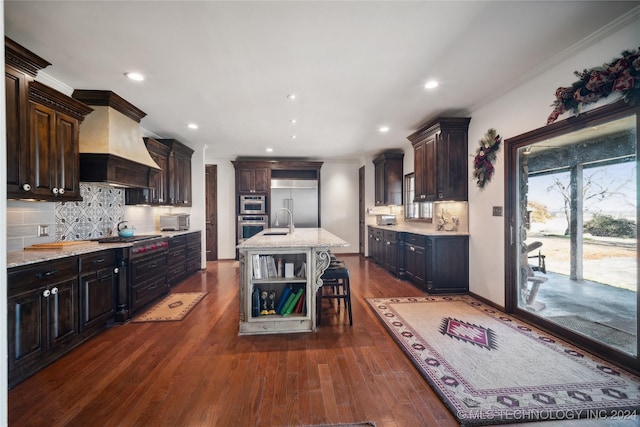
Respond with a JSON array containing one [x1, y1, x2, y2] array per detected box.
[[379, 126, 390, 133], [290, 119, 297, 124], [187, 123, 198, 129], [287, 93, 297, 100], [424, 80, 438, 89], [291, 135, 297, 139], [125, 72, 145, 81], [266, 147, 274, 152]]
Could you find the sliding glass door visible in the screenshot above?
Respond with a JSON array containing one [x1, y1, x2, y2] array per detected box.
[[505, 101, 639, 372]]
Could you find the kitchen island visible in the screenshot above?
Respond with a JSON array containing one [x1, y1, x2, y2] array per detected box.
[[236, 228, 349, 335]]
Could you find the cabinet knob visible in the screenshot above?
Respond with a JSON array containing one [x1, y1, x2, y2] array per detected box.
[[409, 246, 415, 251], [438, 191, 443, 198], [43, 289, 51, 298], [51, 287, 58, 295], [22, 183, 32, 192], [52, 188, 59, 195], [113, 267, 119, 274], [59, 188, 65, 195]]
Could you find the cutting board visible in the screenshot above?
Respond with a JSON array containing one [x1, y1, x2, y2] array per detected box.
[[26, 240, 94, 250]]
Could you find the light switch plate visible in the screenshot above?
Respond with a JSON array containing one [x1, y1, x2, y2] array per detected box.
[[492, 206, 503, 217], [38, 224, 50, 237]]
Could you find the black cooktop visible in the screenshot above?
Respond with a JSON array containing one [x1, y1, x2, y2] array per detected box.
[[96, 234, 162, 244]]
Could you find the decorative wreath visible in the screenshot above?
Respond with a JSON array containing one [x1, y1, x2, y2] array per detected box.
[[473, 129, 502, 188], [547, 47, 640, 125]]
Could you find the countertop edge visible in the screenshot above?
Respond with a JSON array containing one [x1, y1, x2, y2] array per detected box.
[[367, 224, 469, 237]]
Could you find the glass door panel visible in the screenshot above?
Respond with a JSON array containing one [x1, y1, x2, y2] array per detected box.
[[506, 102, 639, 371]]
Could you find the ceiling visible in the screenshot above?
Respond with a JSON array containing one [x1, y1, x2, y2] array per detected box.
[[4, 1, 638, 161]]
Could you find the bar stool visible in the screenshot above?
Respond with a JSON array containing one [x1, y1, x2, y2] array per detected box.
[[317, 260, 352, 326]]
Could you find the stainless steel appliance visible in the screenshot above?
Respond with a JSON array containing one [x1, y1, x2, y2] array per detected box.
[[160, 213, 190, 231], [239, 195, 266, 214], [237, 215, 268, 242], [270, 179, 319, 228], [376, 214, 397, 225]]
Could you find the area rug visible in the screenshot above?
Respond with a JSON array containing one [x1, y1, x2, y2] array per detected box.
[[367, 295, 640, 426], [132, 292, 207, 322]]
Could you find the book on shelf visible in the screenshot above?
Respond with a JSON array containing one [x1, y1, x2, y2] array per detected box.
[[275, 286, 292, 314], [252, 254, 262, 279], [253, 255, 280, 279], [283, 288, 304, 316], [294, 291, 305, 313], [280, 290, 298, 315]]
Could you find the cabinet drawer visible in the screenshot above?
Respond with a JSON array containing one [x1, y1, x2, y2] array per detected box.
[[186, 257, 201, 273], [404, 233, 426, 247], [8, 258, 78, 292], [131, 275, 168, 311], [167, 245, 186, 266], [130, 252, 168, 284], [167, 262, 187, 281], [79, 250, 116, 272]]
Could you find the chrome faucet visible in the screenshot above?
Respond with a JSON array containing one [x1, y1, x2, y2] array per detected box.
[[274, 208, 294, 234]]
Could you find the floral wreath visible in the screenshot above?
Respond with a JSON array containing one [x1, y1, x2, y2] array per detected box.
[[473, 128, 501, 188], [547, 47, 640, 125]]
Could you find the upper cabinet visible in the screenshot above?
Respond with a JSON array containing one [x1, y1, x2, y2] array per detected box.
[[157, 139, 194, 206], [373, 151, 403, 206], [5, 38, 92, 201], [234, 163, 271, 194], [407, 117, 470, 202]]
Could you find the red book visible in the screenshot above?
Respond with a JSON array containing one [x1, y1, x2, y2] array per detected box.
[[294, 291, 305, 313]]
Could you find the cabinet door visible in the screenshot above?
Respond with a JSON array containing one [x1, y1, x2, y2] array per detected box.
[[426, 237, 469, 293], [6, 67, 31, 197], [253, 168, 270, 193], [438, 132, 468, 201], [374, 162, 385, 205], [29, 101, 57, 198], [237, 168, 254, 193], [424, 136, 437, 201], [55, 111, 81, 199], [404, 243, 426, 287], [174, 152, 192, 205], [413, 141, 426, 201], [48, 277, 78, 351], [7, 286, 47, 373], [80, 270, 116, 331], [149, 150, 168, 204]]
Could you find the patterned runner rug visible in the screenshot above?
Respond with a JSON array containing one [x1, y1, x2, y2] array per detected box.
[[133, 292, 207, 322], [367, 295, 640, 426]]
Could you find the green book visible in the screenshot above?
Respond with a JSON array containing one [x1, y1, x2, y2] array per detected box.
[[283, 288, 304, 316], [280, 291, 298, 315]]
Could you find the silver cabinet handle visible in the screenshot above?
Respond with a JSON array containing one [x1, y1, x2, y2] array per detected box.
[[22, 183, 32, 191], [43, 289, 51, 298]]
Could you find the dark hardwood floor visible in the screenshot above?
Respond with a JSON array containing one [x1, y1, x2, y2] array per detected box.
[[8, 255, 459, 427]]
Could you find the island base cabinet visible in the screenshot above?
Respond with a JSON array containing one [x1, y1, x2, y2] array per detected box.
[[239, 249, 317, 335], [425, 236, 469, 293]]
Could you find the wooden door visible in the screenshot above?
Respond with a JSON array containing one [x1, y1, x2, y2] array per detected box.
[[206, 164, 218, 261], [55, 111, 81, 199]]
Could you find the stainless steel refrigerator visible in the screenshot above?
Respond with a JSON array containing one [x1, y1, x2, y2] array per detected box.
[[270, 179, 319, 228]]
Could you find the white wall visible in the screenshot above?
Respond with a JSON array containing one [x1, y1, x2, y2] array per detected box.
[[467, 16, 640, 307]]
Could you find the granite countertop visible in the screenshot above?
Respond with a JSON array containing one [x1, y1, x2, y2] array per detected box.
[[237, 228, 349, 250], [368, 223, 470, 236], [8, 229, 202, 269]]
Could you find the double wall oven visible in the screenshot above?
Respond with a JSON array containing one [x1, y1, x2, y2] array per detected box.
[[237, 195, 268, 243]]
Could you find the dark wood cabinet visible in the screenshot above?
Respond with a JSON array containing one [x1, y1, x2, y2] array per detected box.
[[79, 250, 117, 332], [5, 38, 92, 201], [382, 230, 403, 275], [404, 233, 426, 286], [373, 152, 403, 206], [236, 166, 270, 194], [408, 117, 470, 202], [7, 257, 79, 388], [130, 251, 169, 313], [125, 138, 172, 205], [157, 139, 194, 206], [425, 235, 469, 293], [186, 232, 202, 274], [167, 235, 188, 286]]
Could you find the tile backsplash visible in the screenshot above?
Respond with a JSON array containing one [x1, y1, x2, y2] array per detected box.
[[7, 183, 165, 251]]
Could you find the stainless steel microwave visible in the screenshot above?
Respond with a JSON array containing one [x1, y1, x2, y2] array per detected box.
[[239, 195, 266, 214], [160, 213, 190, 231]]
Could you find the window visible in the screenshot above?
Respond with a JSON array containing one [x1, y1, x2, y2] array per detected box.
[[404, 173, 433, 221]]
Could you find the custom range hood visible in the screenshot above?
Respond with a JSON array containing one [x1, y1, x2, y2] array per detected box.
[[72, 90, 160, 188]]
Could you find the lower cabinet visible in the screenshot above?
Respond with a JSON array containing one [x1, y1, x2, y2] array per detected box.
[[368, 226, 469, 294], [186, 231, 202, 274], [130, 251, 169, 313], [425, 235, 469, 293], [8, 257, 79, 388], [79, 250, 118, 332], [167, 235, 188, 285]]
